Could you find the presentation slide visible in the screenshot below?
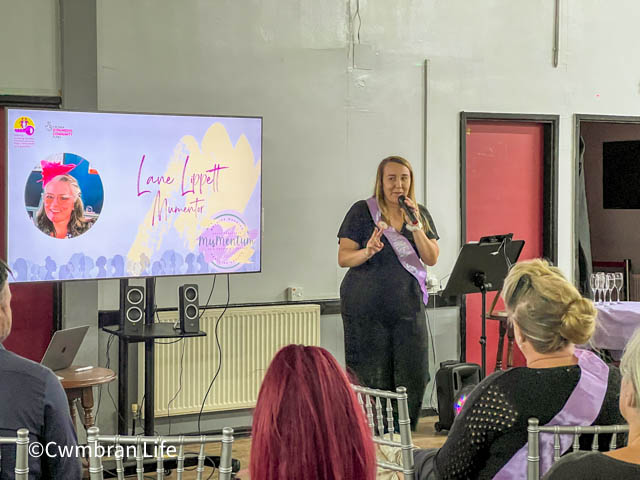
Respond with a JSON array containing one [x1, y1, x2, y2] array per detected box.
[[5, 109, 262, 282]]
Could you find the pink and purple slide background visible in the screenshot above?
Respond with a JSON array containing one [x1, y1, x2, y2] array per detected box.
[[5, 109, 262, 282]]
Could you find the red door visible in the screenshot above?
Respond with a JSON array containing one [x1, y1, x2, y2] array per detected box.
[[0, 107, 55, 362], [465, 121, 545, 372]]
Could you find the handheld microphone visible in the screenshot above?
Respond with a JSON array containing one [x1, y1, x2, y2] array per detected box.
[[398, 195, 419, 225]]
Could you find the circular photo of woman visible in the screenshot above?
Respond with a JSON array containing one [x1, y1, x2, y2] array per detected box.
[[24, 153, 104, 239]]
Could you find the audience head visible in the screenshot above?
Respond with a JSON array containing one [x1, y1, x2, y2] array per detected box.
[[620, 329, 640, 420], [0, 259, 13, 343], [501, 259, 596, 354], [250, 344, 376, 480]]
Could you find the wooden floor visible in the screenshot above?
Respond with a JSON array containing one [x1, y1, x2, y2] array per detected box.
[[103, 416, 447, 478]]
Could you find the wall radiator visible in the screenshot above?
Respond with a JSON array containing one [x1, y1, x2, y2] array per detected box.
[[139, 304, 321, 417]]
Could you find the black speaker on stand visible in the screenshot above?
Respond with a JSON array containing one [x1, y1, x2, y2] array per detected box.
[[179, 284, 200, 333], [434, 361, 481, 432], [123, 285, 145, 335]]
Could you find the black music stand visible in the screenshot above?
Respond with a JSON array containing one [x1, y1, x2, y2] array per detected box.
[[442, 237, 525, 378]]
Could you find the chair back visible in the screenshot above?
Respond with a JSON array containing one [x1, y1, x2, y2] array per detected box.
[[352, 385, 414, 477], [0, 429, 30, 479], [86, 426, 234, 480], [526, 417, 629, 479]]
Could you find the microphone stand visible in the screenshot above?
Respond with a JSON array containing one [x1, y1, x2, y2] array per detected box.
[[473, 272, 492, 379], [441, 236, 524, 380]]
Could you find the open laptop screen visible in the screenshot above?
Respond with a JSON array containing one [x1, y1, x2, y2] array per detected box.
[[40, 325, 90, 371]]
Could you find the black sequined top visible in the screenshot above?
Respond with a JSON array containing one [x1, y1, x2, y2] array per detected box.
[[425, 364, 624, 480]]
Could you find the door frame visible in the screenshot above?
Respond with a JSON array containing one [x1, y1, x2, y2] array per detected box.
[[459, 112, 559, 361], [573, 114, 640, 285]]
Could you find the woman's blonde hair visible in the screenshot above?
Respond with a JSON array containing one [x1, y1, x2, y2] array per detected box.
[[621, 328, 640, 411], [35, 174, 92, 237], [501, 259, 596, 353], [373, 156, 431, 234]]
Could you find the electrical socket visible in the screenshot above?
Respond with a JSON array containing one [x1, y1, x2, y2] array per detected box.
[[286, 286, 304, 301]]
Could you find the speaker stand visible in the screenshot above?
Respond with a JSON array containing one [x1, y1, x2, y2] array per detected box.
[[102, 277, 206, 436]]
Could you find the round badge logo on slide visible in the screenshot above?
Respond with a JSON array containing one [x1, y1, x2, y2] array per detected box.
[[14, 116, 35, 136], [199, 214, 254, 270]]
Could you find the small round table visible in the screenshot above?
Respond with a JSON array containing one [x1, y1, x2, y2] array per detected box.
[[56, 366, 116, 431]]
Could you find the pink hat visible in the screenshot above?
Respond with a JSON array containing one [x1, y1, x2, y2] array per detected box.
[[38, 160, 76, 187]]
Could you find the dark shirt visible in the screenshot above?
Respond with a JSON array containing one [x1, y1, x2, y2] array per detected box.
[[0, 344, 81, 480], [37, 217, 96, 239], [414, 364, 624, 480], [338, 199, 439, 317], [543, 450, 640, 479]]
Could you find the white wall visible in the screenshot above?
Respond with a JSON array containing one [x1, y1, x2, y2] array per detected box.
[[94, 0, 427, 306], [4, 1, 640, 296], [93, 1, 640, 303], [0, 1, 60, 96]]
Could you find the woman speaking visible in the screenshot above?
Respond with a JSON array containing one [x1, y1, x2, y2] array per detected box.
[[337, 155, 439, 430]]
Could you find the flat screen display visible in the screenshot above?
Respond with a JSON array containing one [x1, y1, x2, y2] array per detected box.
[[5, 109, 262, 282], [603, 140, 640, 209]]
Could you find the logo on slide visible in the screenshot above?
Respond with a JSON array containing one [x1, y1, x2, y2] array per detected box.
[[14, 116, 35, 136], [198, 214, 256, 270]]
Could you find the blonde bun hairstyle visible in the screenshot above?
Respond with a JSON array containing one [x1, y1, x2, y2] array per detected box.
[[501, 259, 596, 353]]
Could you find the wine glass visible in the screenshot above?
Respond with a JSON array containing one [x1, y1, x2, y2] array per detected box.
[[606, 273, 615, 304], [589, 273, 597, 301], [596, 272, 606, 304], [614, 272, 624, 303]]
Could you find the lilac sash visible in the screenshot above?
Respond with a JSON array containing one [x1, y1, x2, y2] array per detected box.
[[365, 197, 429, 305], [494, 349, 609, 479]]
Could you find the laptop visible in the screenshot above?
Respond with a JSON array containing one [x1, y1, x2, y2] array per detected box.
[[40, 325, 90, 372]]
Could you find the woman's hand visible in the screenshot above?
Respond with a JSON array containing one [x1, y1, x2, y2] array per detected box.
[[365, 226, 385, 259], [400, 200, 440, 265], [401, 197, 420, 225], [338, 224, 386, 268]]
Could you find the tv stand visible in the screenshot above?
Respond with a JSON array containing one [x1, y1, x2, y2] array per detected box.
[[101, 277, 206, 436]]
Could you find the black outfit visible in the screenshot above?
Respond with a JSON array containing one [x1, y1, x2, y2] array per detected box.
[[338, 199, 439, 430], [413, 364, 624, 480], [543, 450, 640, 479], [0, 344, 81, 479]]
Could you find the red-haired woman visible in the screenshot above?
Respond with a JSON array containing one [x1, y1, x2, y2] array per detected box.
[[248, 344, 377, 480]]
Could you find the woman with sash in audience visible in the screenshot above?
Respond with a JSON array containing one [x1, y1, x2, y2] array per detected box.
[[544, 328, 640, 479], [337, 155, 439, 431], [245, 344, 376, 480], [413, 259, 623, 479]]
